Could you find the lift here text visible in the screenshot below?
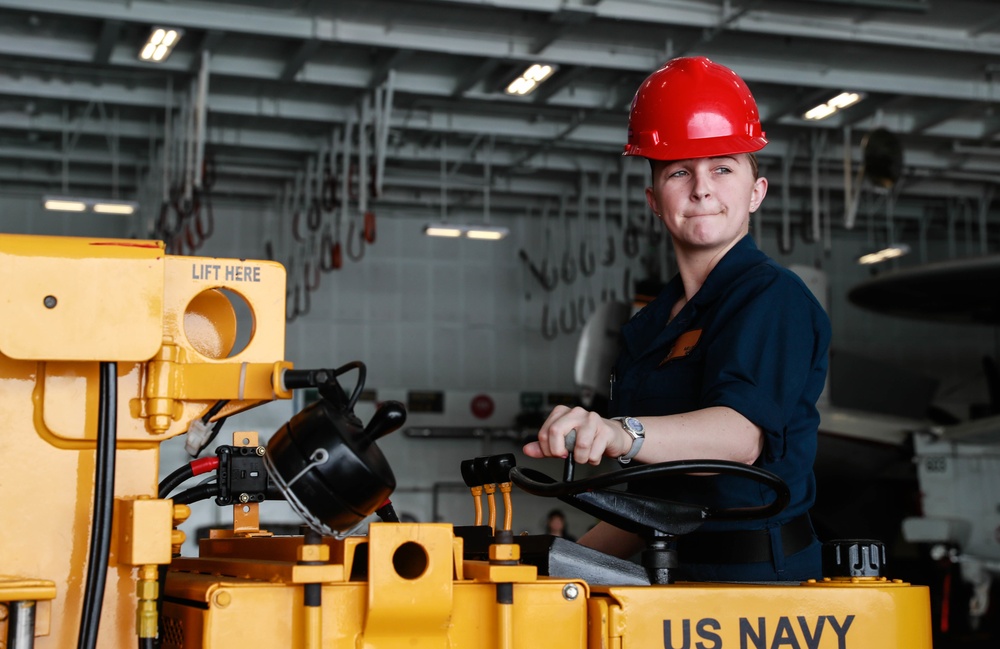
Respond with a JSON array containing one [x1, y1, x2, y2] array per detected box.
[[191, 263, 261, 283]]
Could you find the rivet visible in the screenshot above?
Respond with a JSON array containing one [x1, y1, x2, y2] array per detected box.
[[562, 583, 579, 601], [256, 446, 265, 456], [214, 591, 232, 608]]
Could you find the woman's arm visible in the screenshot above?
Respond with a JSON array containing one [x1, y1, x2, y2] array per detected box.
[[576, 521, 646, 559], [522, 404, 763, 466]]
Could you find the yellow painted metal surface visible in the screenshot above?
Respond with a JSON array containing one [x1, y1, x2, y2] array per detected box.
[[0, 232, 934, 649], [163, 525, 590, 649], [0, 234, 165, 361], [594, 579, 933, 648], [0, 575, 57, 601], [115, 497, 174, 566], [0, 233, 289, 648]]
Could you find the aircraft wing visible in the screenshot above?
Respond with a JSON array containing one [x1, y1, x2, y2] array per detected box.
[[931, 414, 1000, 445], [818, 405, 925, 447]]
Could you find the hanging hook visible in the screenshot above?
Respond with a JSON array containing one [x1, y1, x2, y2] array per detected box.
[[559, 301, 579, 335], [346, 219, 366, 261], [579, 240, 596, 277], [519, 249, 558, 291], [304, 258, 321, 292], [623, 222, 640, 258], [602, 235, 616, 266], [576, 294, 596, 324], [541, 303, 559, 341]]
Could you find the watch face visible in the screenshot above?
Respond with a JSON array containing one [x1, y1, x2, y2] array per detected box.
[[624, 417, 644, 435]]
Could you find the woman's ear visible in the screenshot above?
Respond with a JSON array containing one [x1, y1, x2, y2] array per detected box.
[[645, 185, 660, 217], [749, 176, 768, 213]]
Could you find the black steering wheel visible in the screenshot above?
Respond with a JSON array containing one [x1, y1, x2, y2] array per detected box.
[[510, 459, 790, 538]]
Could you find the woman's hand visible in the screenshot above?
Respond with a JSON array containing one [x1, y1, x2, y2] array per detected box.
[[522, 405, 630, 465]]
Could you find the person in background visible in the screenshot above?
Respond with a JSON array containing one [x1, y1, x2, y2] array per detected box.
[[523, 56, 831, 582], [545, 509, 576, 541]]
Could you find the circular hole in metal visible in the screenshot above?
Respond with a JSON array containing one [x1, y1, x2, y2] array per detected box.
[[392, 541, 428, 580], [43, 295, 57, 309], [242, 437, 250, 446], [242, 505, 250, 514], [183, 288, 256, 359]]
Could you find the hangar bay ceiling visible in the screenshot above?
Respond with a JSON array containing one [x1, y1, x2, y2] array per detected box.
[[1, 0, 1000, 255]]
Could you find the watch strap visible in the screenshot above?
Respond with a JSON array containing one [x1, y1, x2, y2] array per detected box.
[[613, 416, 645, 464]]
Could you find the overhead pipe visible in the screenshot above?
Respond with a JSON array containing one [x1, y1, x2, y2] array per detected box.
[[183, 78, 197, 203], [173, 95, 186, 201], [362, 95, 377, 244], [193, 50, 210, 190], [374, 70, 395, 197], [598, 168, 615, 267], [808, 130, 826, 244], [161, 77, 173, 205], [579, 170, 595, 277], [979, 185, 995, 256], [358, 97, 369, 218], [946, 199, 958, 259], [347, 98, 370, 259], [341, 114, 354, 220], [843, 125, 860, 230], [779, 138, 798, 254], [619, 158, 628, 228], [483, 134, 493, 224]]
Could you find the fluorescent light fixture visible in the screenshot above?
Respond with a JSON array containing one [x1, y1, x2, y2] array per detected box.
[[139, 27, 183, 63], [803, 92, 864, 121], [423, 223, 509, 240], [465, 226, 509, 240], [505, 63, 557, 96], [857, 243, 910, 265], [42, 195, 138, 215], [93, 201, 138, 215], [43, 198, 87, 212], [424, 224, 464, 238]]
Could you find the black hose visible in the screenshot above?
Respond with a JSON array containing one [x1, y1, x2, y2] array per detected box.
[[202, 400, 228, 424], [172, 482, 219, 506], [139, 637, 155, 649], [158, 464, 194, 499], [77, 361, 117, 649], [510, 460, 790, 522], [335, 361, 366, 410]]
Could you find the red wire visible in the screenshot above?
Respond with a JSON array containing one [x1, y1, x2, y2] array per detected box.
[[190, 456, 219, 476]]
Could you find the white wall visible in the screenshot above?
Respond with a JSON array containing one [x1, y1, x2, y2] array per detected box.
[[4, 193, 995, 549]]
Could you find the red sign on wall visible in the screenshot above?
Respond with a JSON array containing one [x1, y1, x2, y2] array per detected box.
[[470, 394, 495, 419]]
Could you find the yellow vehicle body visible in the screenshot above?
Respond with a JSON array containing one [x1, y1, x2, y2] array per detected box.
[[0, 233, 933, 648]]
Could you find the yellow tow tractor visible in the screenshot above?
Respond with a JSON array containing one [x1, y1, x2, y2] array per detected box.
[[0, 233, 932, 648]]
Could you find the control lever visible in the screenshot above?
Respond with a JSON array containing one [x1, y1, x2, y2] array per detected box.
[[562, 429, 577, 483], [460, 459, 484, 527]]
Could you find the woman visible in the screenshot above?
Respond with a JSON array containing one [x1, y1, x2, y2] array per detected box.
[[523, 56, 831, 582]]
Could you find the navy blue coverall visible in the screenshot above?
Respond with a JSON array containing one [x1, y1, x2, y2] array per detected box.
[[609, 234, 832, 581]]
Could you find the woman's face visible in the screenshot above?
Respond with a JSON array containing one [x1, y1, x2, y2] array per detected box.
[[645, 154, 767, 254]]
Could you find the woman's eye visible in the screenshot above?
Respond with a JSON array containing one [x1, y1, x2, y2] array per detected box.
[[715, 166, 732, 174], [668, 169, 687, 178]]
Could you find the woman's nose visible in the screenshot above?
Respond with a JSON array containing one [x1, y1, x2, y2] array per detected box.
[[690, 171, 712, 198]]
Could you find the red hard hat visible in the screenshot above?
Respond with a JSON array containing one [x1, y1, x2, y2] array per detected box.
[[623, 56, 767, 161]]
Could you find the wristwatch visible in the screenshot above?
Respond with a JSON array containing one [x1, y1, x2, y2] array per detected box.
[[612, 416, 645, 464]]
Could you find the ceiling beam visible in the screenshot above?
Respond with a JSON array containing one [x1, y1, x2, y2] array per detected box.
[[92, 19, 122, 65]]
